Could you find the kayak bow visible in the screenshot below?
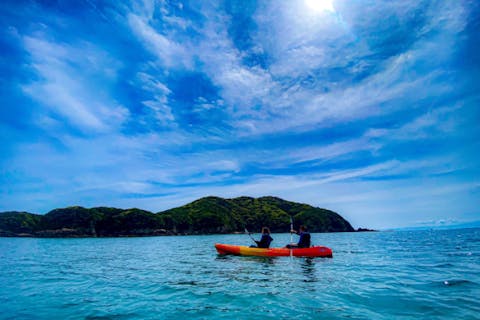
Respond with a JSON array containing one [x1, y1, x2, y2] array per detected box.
[[215, 243, 333, 258]]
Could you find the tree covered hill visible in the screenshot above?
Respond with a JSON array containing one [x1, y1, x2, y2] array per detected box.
[[0, 196, 355, 237]]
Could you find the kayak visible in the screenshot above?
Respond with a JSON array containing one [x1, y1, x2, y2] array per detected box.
[[215, 243, 333, 258]]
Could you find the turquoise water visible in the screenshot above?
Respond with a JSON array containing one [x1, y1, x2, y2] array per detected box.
[[1, 229, 479, 319]]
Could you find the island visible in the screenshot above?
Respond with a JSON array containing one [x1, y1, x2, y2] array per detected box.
[[0, 196, 358, 237]]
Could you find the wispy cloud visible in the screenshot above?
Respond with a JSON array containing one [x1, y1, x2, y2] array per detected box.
[[22, 36, 128, 134], [128, 13, 192, 69]]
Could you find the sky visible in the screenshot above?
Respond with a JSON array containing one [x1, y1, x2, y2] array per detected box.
[[0, 0, 479, 229]]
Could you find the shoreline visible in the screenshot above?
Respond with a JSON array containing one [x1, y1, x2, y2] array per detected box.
[[0, 228, 377, 238]]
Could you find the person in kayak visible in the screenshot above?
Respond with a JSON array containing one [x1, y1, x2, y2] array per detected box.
[[254, 227, 273, 248], [286, 225, 311, 248]]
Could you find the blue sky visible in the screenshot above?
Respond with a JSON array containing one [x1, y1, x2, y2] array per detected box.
[[1, 0, 479, 229]]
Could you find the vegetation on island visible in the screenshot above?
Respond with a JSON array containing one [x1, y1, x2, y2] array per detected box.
[[0, 196, 356, 237]]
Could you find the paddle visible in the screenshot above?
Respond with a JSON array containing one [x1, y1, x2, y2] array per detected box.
[[290, 216, 294, 243], [289, 215, 294, 258], [244, 227, 257, 245]]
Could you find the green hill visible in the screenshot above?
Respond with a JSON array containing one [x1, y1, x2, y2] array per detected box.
[[0, 196, 355, 237]]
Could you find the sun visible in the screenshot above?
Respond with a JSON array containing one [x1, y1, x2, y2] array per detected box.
[[305, 0, 335, 13]]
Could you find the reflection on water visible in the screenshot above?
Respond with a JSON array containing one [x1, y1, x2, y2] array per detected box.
[[245, 256, 276, 265], [301, 258, 318, 283], [215, 254, 276, 264]]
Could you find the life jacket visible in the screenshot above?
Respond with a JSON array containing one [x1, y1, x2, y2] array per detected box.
[[257, 234, 273, 248], [298, 232, 311, 248]]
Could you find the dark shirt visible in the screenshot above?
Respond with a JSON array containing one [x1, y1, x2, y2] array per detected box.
[[256, 234, 273, 248], [297, 231, 311, 248]]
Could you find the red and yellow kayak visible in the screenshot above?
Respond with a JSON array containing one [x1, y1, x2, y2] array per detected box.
[[215, 243, 333, 258]]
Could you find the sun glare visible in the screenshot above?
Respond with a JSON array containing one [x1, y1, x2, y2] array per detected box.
[[305, 0, 335, 13]]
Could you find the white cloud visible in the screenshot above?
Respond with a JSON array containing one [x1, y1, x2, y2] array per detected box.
[[22, 36, 128, 133], [123, 0, 465, 138], [365, 104, 463, 142], [191, 12, 275, 120], [128, 13, 192, 68], [188, 0, 465, 137], [133, 71, 178, 127]]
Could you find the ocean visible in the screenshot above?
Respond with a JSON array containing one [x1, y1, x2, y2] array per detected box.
[[0, 228, 479, 319]]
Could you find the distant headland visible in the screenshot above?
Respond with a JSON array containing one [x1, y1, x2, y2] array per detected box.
[[0, 196, 370, 237]]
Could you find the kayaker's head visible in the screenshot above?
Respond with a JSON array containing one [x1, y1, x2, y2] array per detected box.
[[262, 227, 271, 234], [300, 225, 308, 232]]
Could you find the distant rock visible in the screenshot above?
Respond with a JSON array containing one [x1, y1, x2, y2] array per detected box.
[[356, 227, 377, 232]]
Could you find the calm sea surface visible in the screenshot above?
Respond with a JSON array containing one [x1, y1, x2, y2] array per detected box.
[[1, 229, 479, 319]]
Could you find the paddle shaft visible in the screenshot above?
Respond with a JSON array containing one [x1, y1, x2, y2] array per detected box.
[[290, 216, 294, 258], [244, 227, 256, 244], [290, 216, 294, 243]]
